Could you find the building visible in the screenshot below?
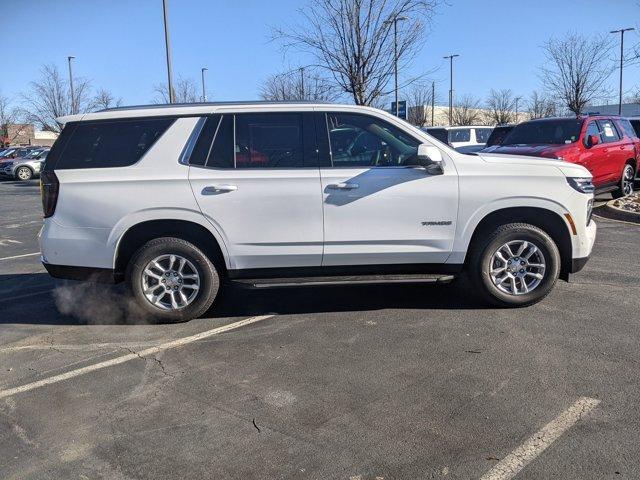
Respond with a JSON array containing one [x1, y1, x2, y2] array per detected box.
[[1, 123, 58, 147], [582, 103, 640, 117]]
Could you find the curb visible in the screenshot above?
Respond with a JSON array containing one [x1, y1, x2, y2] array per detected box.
[[595, 198, 640, 225]]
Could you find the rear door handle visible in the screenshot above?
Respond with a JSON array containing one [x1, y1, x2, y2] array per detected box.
[[202, 184, 238, 194], [327, 182, 359, 190]]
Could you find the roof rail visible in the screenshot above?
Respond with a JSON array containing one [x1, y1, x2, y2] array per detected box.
[[98, 100, 328, 113]]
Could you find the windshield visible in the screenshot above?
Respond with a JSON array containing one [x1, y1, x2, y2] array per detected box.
[[502, 119, 582, 145]]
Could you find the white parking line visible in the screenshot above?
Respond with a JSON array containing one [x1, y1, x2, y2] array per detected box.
[[0, 252, 40, 261], [0, 314, 274, 399], [480, 397, 600, 480]]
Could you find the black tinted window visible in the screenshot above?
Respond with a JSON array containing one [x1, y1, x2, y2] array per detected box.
[[327, 113, 420, 167], [189, 116, 219, 166], [207, 115, 234, 168], [629, 119, 640, 138], [235, 113, 304, 168], [56, 117, 174, 169], [502, 119, 582, 145]]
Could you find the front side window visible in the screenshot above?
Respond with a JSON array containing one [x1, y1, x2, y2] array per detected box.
[[235, 113, 304, 168], [327, 113, 420, 167], [584, 121, 601, 146], [597, 120, 620, 143], [475, 128, 492, 143], [56, 117, 174, 169], [449, 129, 471, 143]]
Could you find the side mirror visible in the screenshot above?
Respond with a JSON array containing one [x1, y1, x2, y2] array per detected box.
[[406, 144, 444, 174], [586, 134, 600, 148]]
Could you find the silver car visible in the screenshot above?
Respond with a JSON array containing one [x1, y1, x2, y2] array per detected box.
[[0, 148, 49, 180]]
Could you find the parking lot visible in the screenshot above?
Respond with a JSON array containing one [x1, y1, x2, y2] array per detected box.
[[0, 178, 639, 479]]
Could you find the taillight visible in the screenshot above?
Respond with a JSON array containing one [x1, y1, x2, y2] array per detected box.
[[40, 171, 59, 218]]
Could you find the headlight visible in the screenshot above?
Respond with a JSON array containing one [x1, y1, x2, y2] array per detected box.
[[567, 177, 595, 194]]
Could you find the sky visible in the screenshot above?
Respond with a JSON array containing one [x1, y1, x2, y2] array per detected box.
[[3, 0, 640, 109]]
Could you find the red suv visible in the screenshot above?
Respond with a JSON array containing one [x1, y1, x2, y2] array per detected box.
[[485, 115, 638, 197]]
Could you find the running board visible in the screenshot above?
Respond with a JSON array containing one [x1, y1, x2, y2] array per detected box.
[[230, 273, 456, 289]]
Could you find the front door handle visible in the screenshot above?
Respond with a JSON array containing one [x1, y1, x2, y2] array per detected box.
[[327, 182, 359, 190], [202, 184, 238, 194]]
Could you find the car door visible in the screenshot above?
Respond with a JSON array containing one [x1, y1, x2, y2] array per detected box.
[[597, 119, 626, 184], [318, 111, 458, 266], [188, 112, 324, 270], [580, 120, 607, 186]]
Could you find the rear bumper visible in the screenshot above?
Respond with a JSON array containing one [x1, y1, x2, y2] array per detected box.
[[43, 262, 118, 283]]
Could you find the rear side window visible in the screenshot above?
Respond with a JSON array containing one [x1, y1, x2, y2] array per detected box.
[[235, 113, 304, 168], [618, 119, 637, 139], [54, 117, 174, 169], [597, 120, 620, 143]]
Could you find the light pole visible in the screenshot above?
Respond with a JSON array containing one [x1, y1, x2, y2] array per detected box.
[[610, 27, 635, 115], [384, 15, 408, 117], [162, 0, 175, 103], [67, 56, 75, 114], [201, 67, 208, 102], [514, 96, 522, 123], [431, 81, 435, 126], [443, 54, 459, 125]]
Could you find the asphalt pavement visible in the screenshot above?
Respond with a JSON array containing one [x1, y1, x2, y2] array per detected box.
[[0, 178, 639, 479]]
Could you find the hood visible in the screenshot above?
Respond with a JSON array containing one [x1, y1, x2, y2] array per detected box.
[[483, 143, 566, 159], [477, 152, 591, 179]]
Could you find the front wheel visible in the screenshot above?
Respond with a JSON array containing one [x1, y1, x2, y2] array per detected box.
[[612, 163, 635, 199], [467, 223, 561, 307], [126, 237, 220, 323], [15, 166, 33, 181]]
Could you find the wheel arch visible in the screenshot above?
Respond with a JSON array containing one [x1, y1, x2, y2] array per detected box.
[[114, 219, 228, 281], [464, 206, 573, 280]]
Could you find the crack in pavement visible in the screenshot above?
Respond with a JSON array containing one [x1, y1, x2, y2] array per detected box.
[[119, 346, 174, 378]]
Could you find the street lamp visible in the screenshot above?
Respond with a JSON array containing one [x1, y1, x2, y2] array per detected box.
[[443, 54, 460, 125], [162, 0, 175, 103], [610, 27, 635, 115], [384, 15, 408, 117], [67, 56, 75, 114], [201, 67, 208, 102], [514, 96, 522, 123]]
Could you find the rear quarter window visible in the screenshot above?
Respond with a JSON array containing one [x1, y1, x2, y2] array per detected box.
[[51, 117, 175, 170]]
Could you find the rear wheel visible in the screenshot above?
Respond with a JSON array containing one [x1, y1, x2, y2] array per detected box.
[[612, 163, 635, 199], [126, 237, 220, 323], [15, 166, 33, 181], [467, 223, 560, 307]]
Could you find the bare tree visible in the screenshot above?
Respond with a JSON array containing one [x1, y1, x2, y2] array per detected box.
[[540, 32, 613, 115], [527, 90, 556, 119], [0, 92, 21, 146], [260, 68, 337, 101], [485, 88, 516, 125], [21, 64, 94, 132], [153, 77, 199, 104], [92, 88, 123, 111], [406, 84, 433, 126], [451, 94, 482, 126], [273, 0, 438, 106]]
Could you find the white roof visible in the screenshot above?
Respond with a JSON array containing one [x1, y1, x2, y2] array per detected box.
[[57, 101, 387, 124]]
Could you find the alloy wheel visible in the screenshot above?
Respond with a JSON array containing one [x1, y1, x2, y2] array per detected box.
[[141, 254, 200, 310], [622, 164, 635, 197], [489, 240, 546, 296], [17, 167, 32, 180]]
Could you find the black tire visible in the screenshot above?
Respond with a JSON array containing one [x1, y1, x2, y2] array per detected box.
[[612, 163, 635, 199], [15, 166, 33, 181], [466, 223, 560, 307], [126, 237, 220, 323]]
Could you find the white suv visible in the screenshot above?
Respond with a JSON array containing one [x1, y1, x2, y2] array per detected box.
[[39, 102, 596, 322]]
